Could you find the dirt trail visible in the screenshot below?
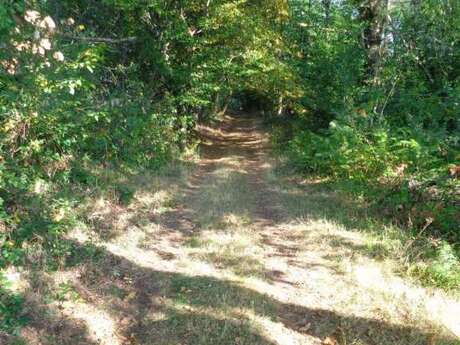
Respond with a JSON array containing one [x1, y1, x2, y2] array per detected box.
[[17, 113, 460, 345]]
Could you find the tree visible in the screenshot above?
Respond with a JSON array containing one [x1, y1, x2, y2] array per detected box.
[[357, 0, 389, 81]]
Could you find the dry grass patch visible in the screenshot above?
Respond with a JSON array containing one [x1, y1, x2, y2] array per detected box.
[[193, 167, 255, 229], [4, 115, 459, 345], [190, 229, 266, 277], [74, 162, 193, 241]]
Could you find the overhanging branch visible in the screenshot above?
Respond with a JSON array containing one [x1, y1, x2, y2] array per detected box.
[[59, 34, 137, 44]]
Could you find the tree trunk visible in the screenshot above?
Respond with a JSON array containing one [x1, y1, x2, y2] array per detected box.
[[322, 0, 331, 25], [359, 0, 389, 82]]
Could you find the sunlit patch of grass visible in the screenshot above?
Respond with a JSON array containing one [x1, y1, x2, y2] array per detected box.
[[70, 160, 193, 242], [409, 242, 460, 290], [203, 251, 265, 277], [189, 228, 266, 278], [268, 166, 460, 291], [194, 168, 255, 229], [215, 213, 252, 229], [134, 190, 174, 212], [2, 158, 194, 342]]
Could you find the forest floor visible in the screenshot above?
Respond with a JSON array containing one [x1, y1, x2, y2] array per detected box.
[[7, 113, 460, 345]]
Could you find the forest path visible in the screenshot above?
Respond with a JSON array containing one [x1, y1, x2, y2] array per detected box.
[[21, 113, 459, 345]]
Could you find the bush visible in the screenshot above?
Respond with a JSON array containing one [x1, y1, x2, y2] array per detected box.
[[287, 118, 459, 234], [0, 273, 27, 335]]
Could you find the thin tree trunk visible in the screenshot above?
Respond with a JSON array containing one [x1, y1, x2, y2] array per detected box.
[[322, 0, 331, 25]]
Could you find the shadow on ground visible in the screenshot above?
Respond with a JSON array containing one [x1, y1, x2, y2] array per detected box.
[[5, 112, 458, 344], [11, 241, 456, 345]]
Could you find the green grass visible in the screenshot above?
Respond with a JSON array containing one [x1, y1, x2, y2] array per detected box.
[[2, 116, 458, 344], [268, 163, 460, 293], [0, 277, 27, 336], [200, 250, 265, 277], [193, 168, 255, 229]]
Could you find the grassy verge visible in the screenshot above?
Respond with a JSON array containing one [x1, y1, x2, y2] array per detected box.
[[0, 157, 196, 343], [2, 115, 458, 344], [268, 160, 460, 293]]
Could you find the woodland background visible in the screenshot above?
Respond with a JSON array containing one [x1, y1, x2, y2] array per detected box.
[[0, 0, 459, 336]]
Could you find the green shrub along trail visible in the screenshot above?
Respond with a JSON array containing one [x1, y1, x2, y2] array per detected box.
[[0, 0, 459, 344]]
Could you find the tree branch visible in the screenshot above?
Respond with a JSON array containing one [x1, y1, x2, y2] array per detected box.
[[59, 34, 137, 44]]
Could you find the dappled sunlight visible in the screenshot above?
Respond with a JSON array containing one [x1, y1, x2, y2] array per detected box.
[[191, 229, 265, 277], [243, 311, 312, 345], [353, 262, 460, 338], [2, 0, 457, 343], [134, 190, 173, 211], [60, 300, 122, 345], [2, 267, 28, 294], [10, 113, 458, 345]]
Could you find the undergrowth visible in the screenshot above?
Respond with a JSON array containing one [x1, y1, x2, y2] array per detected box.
[[270, 149, 460, 292], [0, 273, 27, 337]]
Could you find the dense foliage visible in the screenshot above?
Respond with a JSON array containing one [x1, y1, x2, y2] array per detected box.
[[280, 1, 459, 231], [275, 0, 460, 287], [0, 0, 293, 269]]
